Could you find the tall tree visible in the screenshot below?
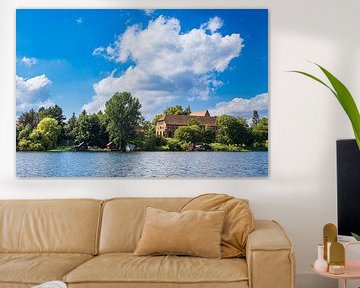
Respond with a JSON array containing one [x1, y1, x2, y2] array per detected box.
[[105, 92, 142, 150], [17, 109, 39, 130], [96, 111, 110, 147], [164, 105, 191, 115], [64, 112, 77, 145], [252, 118, 268, 144], [74, 113, 103, 147], [252, 110, 260, 126], [38, 105, 66, 124], [216, 115, 250, 145], [183, 105, 191, 115]]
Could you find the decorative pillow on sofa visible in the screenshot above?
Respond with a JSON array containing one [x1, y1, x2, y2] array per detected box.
[[181, 193, 254, 258], [134, 207, 225, 258]]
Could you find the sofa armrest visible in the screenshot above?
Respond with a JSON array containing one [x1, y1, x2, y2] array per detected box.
[[246, 220, 295, 288]]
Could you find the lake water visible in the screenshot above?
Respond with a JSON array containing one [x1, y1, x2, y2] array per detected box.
[[16, 151, 268, 177]]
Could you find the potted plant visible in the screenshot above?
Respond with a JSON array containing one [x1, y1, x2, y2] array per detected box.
[[291, 63, 360, 240]]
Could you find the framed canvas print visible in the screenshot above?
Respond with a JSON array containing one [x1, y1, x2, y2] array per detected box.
[[16, 9, 268, 177]]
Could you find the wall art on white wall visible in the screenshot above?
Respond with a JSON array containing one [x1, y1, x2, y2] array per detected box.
[[16, 9, 268, 177]]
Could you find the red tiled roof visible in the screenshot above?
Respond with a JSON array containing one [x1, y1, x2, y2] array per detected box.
[[190, 110, 210, 117], [159, 115, 217, 127]]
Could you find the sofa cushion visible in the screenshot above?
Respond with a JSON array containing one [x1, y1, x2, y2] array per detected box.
[[0, 199, 103, 254], [63, 253, 248, 285], [0, 284, 33, 288], [0, 253, 93, 285], [181, 194, 254, 258], [134, 207, 225, 258], [99, 198, 190, 253]]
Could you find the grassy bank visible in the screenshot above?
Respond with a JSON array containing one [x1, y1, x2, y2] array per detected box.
[[27, 142, 268, 152]]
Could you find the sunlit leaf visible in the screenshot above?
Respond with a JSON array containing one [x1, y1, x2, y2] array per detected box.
[[290, 64, 360, 150], [351, 232, 360, 241]]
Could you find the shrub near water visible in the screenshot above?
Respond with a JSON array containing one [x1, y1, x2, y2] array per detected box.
[[18, 118, 61, 151], [209, 143, 245, 152], [165, 138, 184, 151], [18, 139, 45, 151]]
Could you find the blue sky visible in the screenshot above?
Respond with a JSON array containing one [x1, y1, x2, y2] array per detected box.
[[16, 9, 268, 120]]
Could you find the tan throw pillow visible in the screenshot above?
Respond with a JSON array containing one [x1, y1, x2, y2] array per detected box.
[[134, 207, 225, 258], [181, 194, 254, 258]]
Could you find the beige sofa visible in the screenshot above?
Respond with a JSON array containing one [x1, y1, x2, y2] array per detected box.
[[0, 198, 295, 288]]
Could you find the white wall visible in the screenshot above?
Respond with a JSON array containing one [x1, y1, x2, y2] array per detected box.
[[1, 0, 359, 287]]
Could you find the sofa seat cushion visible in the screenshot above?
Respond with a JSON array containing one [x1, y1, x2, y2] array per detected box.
[[64, 253, 248, 285], [0, 253, 93, 285]]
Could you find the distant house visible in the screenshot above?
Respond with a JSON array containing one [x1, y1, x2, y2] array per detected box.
[[156, 110, 217, 137], [75, 142, 88, 151]]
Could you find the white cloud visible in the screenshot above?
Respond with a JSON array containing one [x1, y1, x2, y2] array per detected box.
[[86, 15, 243, 116], [209, 93, 268, 117], [201, 16, 223, 33], [143, 9, 155, 16], [16, 74, 54, 113], [20, 56, 38, 67], [76, 17, 83, 24]]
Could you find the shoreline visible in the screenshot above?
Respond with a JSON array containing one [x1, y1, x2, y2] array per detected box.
[[16, 149, 268, 153]]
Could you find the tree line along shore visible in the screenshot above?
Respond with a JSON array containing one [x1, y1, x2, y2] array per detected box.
[[16, 92, 268, 152]]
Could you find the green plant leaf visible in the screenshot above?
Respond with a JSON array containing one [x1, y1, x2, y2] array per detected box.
[[289, 70, 337, 97], [316, 64, 360, 148], [290, 64, 360, 150], [351, 232, 360, 241]]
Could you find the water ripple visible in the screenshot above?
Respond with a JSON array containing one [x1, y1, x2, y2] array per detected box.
[[16, 151, 268, 177]]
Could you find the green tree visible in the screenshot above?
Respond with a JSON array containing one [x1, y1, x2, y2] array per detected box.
[[252, 118, 268, 144], [174, 125, 202, 144], [165, 138, 184, 151], [38, 105, 66, 124], [216, 115, 250, 145], [17, 109, 39, 130], [74, 113, 103, 147], [97, 111, 110, 147], [38, 105, 66, 145], [143, 134, 166, 151], [17, 125, 33, 141], [64, 112, 77, 145], [202, 126, 216, 144], [183, 105, 191, 115], [163, 105, 191, 115], [105, 92, 142, 150], [30, 117, 61, 150], [252, 110, 260, 126]]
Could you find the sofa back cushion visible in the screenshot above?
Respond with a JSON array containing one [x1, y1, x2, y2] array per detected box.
[[0, 199, 102, 254], [99, 198, 189, 253]]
